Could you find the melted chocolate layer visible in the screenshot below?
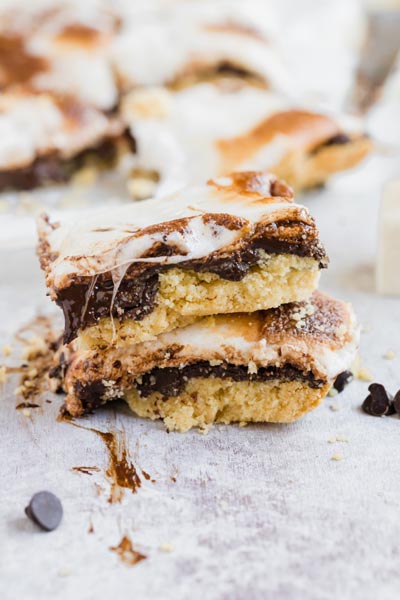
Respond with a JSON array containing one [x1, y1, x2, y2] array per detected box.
[[136, 361, 326, 396], [72, 361, 325, 413], [311, 133, 351, 155], [0, 136, 119, 191], [58, 229, 327, 343]]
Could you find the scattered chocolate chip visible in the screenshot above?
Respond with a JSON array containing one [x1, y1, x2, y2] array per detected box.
[[362, 383, 393, 417], [393, 390, 400, 414], [333, 370, 353, 393], [25, 491, 63, 531]]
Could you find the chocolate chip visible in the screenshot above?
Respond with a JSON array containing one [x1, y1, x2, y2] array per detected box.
[[333, 370, 353, 393], [325, 133, 351, 146], [393, 390, 400, 414], [25, 491, 63, 531], [362, 383, 393, 416]]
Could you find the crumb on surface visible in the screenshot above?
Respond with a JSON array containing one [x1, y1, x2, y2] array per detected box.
[[198, 423, 213, 435], [159, 543, 173, 552], [22, 408, 31, 417], [0, 365, 8, 384], [328, 435, 349, 443], [21, 336, 48, 361], [352, 355, 373, 382], [28, 368, 38, 379], [57, 568, 71, 577], [356, 367, 374, 382], [329, 403, 340, 412], [2, 345, 12, 356], [328, 388, 338, 397], [331, 453, 343, 461], [383, 350, 395, 360]]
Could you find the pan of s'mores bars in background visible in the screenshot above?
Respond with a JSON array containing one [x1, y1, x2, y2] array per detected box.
[[1, 1, 400, 599]]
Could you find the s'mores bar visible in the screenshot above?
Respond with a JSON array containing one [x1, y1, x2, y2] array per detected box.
[[38, 171, 327, 349], [112, 1, 288, 92], [120, 83, 371, 197], [0, 91, 124, 191], [0, 2, 118, 110], [0, 3, 125, 191], [56, 291, 358, 431]]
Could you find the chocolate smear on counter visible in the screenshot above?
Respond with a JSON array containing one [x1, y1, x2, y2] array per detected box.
[[141, 470, 156, 483], [110, 535, 146, 566], [95, 429, 142, 503], [63, 421, 143, 503], [16, 402, 40, 410], [362, 383, 393, 416], [72, 466, 100, 476]]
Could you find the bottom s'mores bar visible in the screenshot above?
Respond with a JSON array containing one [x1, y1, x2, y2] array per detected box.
[[56, 291, 358, 432]]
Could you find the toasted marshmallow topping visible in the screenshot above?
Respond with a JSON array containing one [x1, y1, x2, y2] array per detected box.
[[112, 2, 289, 92], [38, 170, 322, 288], [127, 291, 359, 381], [0, 1, 118, 110], [120, 83, 350, 193]]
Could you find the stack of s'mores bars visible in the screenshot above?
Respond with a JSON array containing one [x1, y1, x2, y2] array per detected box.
[[38, 170, 358, 431]]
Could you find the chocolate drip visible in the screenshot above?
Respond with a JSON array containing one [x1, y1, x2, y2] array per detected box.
[[58, 273, 159, 344]]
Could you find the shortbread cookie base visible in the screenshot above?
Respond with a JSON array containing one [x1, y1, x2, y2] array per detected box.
[[273, 137, 372, 192], [125, 378, 331, 432], [79, 254, 321, 349]]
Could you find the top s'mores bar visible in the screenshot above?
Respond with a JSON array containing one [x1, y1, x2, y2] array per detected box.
[[0, 91, 124, 191], [38, 171, 327, 349]]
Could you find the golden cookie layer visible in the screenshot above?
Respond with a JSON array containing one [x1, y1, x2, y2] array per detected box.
[[125, 378, 331, 432]]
